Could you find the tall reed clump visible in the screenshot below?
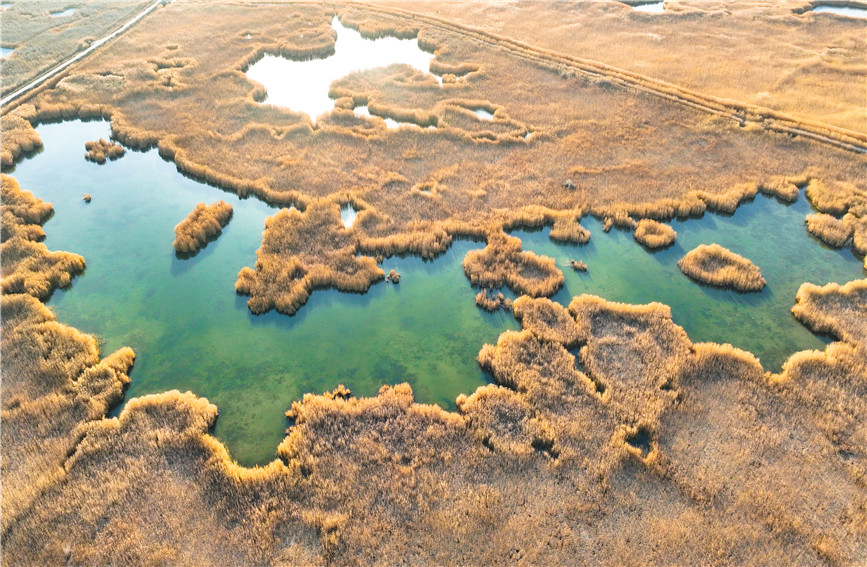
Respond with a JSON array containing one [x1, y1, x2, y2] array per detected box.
[[805, 213, 852, 248], [173, 200, 233, 256], [791, 279, 867, 346], [84, 138, 125, 163], [0, 175, 85, 299], [236, 201, 383, 315], [463, 232, 563, 297], [633, 219, 676, 249], [678, 243, 765, 291]]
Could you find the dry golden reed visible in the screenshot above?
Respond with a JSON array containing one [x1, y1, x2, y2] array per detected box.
[[474, 288, 511, 312], [805, 212, 852, 248], [678, 243, 766, 291], [463, 231, 563, 297], [633, 218, 677, 249], [173, 200, 233, 255], [84, 138, 125, 163]]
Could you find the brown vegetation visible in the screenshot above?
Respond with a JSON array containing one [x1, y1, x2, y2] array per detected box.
[[173, 200, 233, 256], [3, 195, 866, 562], [0, 175, 85, 299], [236, 201, 384, 315], [1, 1, 864, 315], [474, 288, 511, 312], [0, 0, 152, 97], [805, 212, 852, 247], [84, 137, 125, 163], [678, 243, 766, 291], [633, 218, 677, 249], [792, 278, 867, 345], [386, 269, 401, 284], [569, 259, 587, 272], [463, 231, 563, 297]]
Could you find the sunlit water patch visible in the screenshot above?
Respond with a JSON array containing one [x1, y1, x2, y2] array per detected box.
[[10, 120, 514, 466], [1, 46, 13, 59], [811, 5, 867, 18], [632, 2, 665, 14], [339, 203, 358, 228], [49, 7, 75, 17], [472, 108, 495, 120], [512, 195, 864, 371], [246, 17, 437, 122]]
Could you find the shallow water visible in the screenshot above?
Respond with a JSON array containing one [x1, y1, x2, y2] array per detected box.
[[49, 7, 75, 17], [11, 120, 514, 466], [339, 203, 358, 228], [8, 120, 865, 466], [472, 108, 495, 120], [245, 17, 436, 122], [633, 2, 665, 14], [1, 46, 13, 59], [811, 5, 867, 18], [512, 195, 864, 371]]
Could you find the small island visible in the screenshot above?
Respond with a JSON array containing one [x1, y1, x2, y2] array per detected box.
[[633, 219, 677, 249], [173, 200, 233, 256], [678, 243, 765, 292], [84, 138, 125, 163], [805, 213, 852, 248]]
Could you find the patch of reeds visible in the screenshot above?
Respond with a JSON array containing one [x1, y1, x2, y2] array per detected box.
[[678, 243, 766, 291], [84, 138, 125, 163], [805, 213, 852, 248], [474, 288, 511, 312], [633, 218, 676, 249], [236, 201, 384, 315], [173, 200, 233, 256], [463, 232, 563, 297], [791, 279, 867, 346]]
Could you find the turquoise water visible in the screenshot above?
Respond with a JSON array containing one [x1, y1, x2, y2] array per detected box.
[[811, 5, 867, 19], [514, 195, 864, 370], [6, 120, 864, 465], [10, 120, 516, 465]]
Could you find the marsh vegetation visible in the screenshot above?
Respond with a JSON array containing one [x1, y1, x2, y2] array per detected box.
[[1, 1, 866, 564]]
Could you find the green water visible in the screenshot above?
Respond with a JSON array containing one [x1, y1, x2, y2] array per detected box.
[[10, 120, 516, 465], [7, 120, 864, 465]]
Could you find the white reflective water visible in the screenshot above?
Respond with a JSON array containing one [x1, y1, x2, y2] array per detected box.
[[472, 108, 494, 120], [246, 17, 436, 122], [340, 204, 358, 228], [811, 5, 867, 18], [1, 46, 13, 59], [633, 2, 665, 14], [49, 7, 75, 17], [354, 105, 401, 129]]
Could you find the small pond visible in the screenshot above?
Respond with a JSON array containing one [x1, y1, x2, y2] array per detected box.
[[810, 5, 867, 18]]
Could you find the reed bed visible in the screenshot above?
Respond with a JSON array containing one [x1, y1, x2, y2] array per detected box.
[[473, 288, 511, 312], [463, 232, 563, 297], [805, 212, 852, 248], [84, 137, 125, 163], [0, 175, 85, 299], [678, 243, 766, 291], [633, 218, 677, 249], [2, 2, 867, 562], [173, 200, 233, 256], [792, 278, 867, 346], [3, 200, 866, 562]]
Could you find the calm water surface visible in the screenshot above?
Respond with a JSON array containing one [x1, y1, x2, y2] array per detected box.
[[9, 120, 864, 465]]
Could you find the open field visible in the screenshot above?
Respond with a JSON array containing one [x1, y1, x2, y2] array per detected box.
[[0, 1, 152, 97], [1, 1, 866, 564]]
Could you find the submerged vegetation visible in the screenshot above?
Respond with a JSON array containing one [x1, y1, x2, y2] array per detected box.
[[678, 243, 766, 292], [1, 0, 866, 564], [173, 200, 233, 255]]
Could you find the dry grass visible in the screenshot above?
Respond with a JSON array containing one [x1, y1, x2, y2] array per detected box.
[[805, 212, 853, 248], [474, 288, 511, 312], [0, 0, 152, 97], [84, 137, 125, 163], [1, 1, 863, 310], [0, 175, 85, 299], [633, 218, 677, 249], [3, 211, 866, 562], [236, 201, 384, 315], [678, 243, 766, 291], [173, 200, 233, 255], [463, 231, 563, 297], [2, 2, 867, 563]]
